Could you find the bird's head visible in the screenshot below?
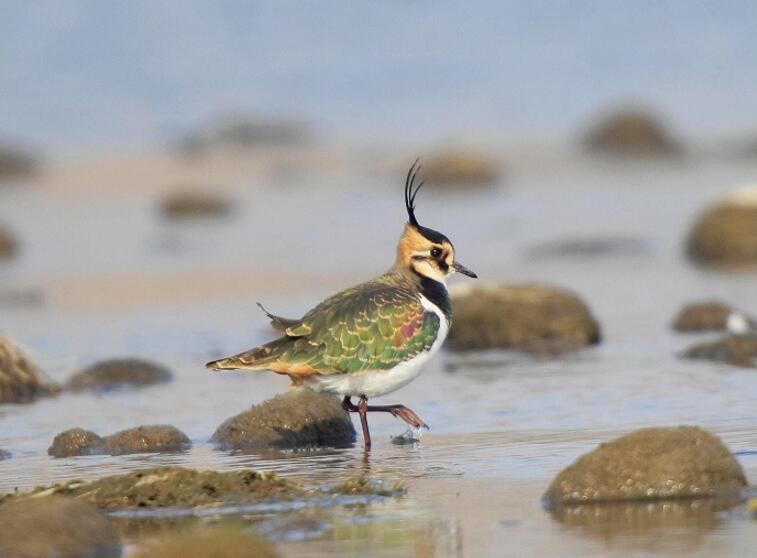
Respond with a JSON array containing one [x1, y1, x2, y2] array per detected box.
[[395, 160, 477, 284]]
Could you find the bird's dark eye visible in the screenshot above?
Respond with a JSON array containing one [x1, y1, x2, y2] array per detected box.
[[430, 247, 442, 258]]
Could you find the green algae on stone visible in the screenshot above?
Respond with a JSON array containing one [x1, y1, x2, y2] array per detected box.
[[329, 475, 406, 497], [133, 527, 279, 558], [5, 467, 305, 511], [683, 334, 757, 368], [211, 388, 356, 450], [66, 358, 172, 392], [544, 426, 747, 506], [0, 496, 121, 558]]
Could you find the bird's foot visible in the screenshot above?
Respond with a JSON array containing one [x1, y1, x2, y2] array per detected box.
[[391, 426, 424, 445], [367, 403, 429, 430]]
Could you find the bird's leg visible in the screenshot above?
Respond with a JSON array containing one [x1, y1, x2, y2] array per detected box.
[[364, 403, 429, 430], [341, 395, 359, 412], [358, 395, 372, 449]]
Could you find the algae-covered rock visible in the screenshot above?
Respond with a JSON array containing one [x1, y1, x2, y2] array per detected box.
[[683, 334, 757, 368], [0, 335, 59, 403], [0, 497, 121, 558], [0, 449, 10, 460], [48, 428, 104, 458], [422, 149, 501, 187], [5, 466, 305, 511], [48, 425, 191, 457], [448, 283, 601, 354], [673, 301, 734, 332], [103, 425, 191, 455], [687, 193, 757, 267], [66, 358, 172, 392], [543, 426, 746, 506], [160, 189, 231, 220], [133, 528, 279, 558], [211, 388, 355, 450], [0, 224, 18, 259], [583, 108, 681, 158]]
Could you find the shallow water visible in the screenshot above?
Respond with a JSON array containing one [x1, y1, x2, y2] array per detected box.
[[3, 153, 757, 556]]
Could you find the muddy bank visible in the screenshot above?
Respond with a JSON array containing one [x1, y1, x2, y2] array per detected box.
[[0, 497, 121, 558]]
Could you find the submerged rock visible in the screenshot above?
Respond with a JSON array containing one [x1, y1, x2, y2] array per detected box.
[[48, 428, 104, 458], [543, 426, 746, 506], [422, 149, 501, 187], [583, 108, 681, 158], [0, 449, 10, 460], [66, 358, 172, 392], [687, 192, 757, 268], [133, 528, 279, 558], [683, 334, 757, 368], [103, 425, 191, 455], [48, 425, 191, 457], [0, 224, 18, 259], [4, 466, 304, 511], [160, 189, 232, 220], [448, 283, 601, 354], [0, 497, 121, 558], [211, 388, 355, 450], [0, 335, 59, 404], [673, 301, 734, 332]]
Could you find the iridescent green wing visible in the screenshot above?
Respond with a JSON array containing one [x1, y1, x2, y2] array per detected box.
[[281, 278, 440, 374]]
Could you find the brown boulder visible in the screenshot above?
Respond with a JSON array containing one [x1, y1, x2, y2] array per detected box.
[[0, 224, 17, 258], [422, 149, 501, 187], [687, 194, 757, 268], [211, 388, 355, 450], [544, 426, 747, 506], [0, 336, 59, 403], [673, 301, 733, 332], [48, 428, 104, 458], [683, 334, 757, 368], [0, 145, 39, 182], [103, 425, 191, 455], [448, 283, 601, 354], [48, 425, 190, 457], [66, 358, 172, 392], [160, 189, 231, 220], [583, 108, 681, 158], [0, 497, 121, 558]]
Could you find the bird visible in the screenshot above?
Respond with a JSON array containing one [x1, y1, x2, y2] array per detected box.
[[206, 160, 477, 448]]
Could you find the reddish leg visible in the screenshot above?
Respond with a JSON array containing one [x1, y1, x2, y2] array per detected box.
[[341, 395, 429, 449]]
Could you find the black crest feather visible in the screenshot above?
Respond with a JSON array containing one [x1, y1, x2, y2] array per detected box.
[[404, 158, 424, 227]]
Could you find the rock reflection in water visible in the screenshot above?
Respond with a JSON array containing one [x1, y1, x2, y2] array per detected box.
[[549, 498, 738, 553]]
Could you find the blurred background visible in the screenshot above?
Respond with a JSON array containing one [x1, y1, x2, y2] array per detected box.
[[4, 3, 757, 556]]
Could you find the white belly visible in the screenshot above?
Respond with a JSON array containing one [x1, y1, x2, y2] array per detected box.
[[304, 295, 449, 398]]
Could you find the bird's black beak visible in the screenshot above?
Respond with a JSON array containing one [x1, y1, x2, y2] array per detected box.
[[452, 262, 477, 278]]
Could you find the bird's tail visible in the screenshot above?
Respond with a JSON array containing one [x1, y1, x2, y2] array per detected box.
[[206, 338, 290, 371]]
